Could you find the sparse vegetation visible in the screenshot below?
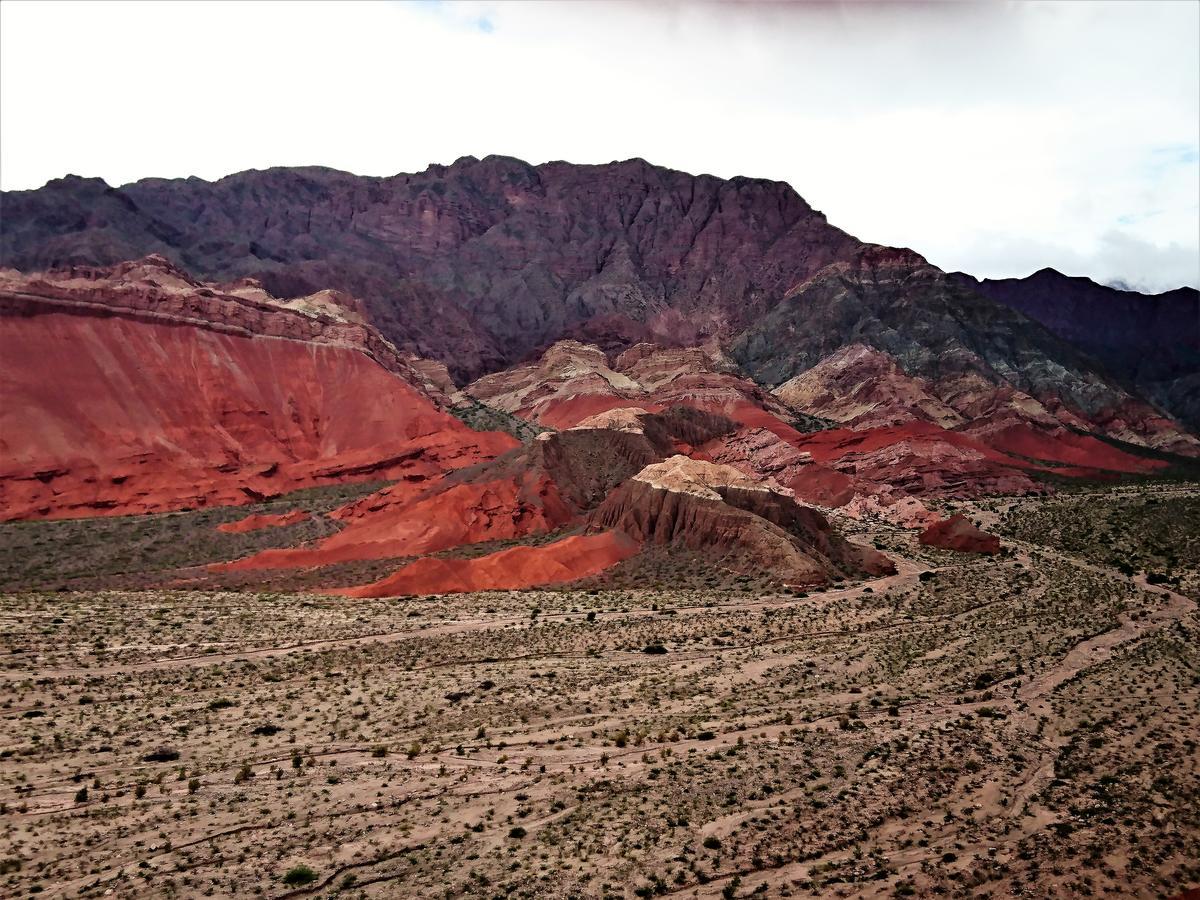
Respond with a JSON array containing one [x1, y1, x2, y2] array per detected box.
[[0, 482, 1196, 898]]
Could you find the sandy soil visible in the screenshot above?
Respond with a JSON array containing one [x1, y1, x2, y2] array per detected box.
[[1, 487, 1198, 898]]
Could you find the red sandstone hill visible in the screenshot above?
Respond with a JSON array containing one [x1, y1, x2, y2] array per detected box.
[[0, 257, 516, 520], [216, 404, 738, 573]]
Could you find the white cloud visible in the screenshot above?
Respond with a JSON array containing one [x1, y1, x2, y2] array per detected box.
[[1, 0, 1196, 289]]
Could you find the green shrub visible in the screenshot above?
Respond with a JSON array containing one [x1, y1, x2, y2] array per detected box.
[[282, 865, 317, 886]]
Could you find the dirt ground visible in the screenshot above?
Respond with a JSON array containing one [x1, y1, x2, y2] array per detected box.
[[1, 485, 1198, 899]]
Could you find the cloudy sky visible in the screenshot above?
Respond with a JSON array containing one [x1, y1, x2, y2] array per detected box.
[[2, 0, 1197, 290]]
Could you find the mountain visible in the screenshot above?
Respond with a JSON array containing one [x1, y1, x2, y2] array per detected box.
[[0, 158, 863, 382], [952, 268, 1200, 430], [2, 157, 1198, 592], [731, 246, 1196, 456], [3, 157, 1191, 448]]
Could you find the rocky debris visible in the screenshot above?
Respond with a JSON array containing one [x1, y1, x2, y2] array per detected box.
[[333, 532, 639, 597], [919, 514, 1001, 554], [589, 456, 894, 586], [215, 510, 310, 533]]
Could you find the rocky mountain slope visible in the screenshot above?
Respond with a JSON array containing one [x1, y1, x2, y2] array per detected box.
[[0, 159, 863, 381], [954, 268, 1200, 430]]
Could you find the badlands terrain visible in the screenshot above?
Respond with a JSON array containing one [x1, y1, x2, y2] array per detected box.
[[1, 157, 1198, 898]]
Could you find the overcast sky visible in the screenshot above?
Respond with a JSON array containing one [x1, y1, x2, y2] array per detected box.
[[2, 0, 1197, 290]]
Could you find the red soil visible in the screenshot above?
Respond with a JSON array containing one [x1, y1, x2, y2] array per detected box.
[[794, 422, 996, 464], [786, 464, 858, 508], [794, 420, 1158, 476], [216, 510, 310, 533], [983, 424, 1164, 474], [0, 311, 516, 520], [217, 475, 572, 571], [333, 531, 639, 597]]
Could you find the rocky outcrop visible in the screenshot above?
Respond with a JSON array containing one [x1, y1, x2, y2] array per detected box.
[[0, 258, 515, 520], [919, 514, 1001, 555], [589, 456, 893, 585], [465, 338, 812, 440], [774, 344, 964, 429]]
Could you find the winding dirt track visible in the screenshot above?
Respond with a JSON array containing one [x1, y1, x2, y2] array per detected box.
[[674, 547, 1197, 898]]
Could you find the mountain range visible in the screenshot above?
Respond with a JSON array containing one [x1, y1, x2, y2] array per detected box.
[[2, 155, 1197, 593]]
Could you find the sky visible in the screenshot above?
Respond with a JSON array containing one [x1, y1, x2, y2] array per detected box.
[[1, 0, 1197, 291]]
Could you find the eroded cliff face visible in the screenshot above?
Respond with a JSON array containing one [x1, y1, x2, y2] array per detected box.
[[589, 456, 893, 586], [0, 258, 515, 520]]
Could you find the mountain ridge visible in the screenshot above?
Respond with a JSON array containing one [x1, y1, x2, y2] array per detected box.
[[2, 155, 1196, 443]]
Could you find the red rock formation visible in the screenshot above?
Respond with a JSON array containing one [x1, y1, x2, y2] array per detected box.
[[465, 339, 806, 437], [216, 474, 571, 571], [0, 259, 516, 520], [590, 456, 893, 586], [333, 532, 639, 597], [774, 344, 964, 429], [220, 404, 737, 572], [216, 510, 310, 533], [919, 515, 1001, 554]]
